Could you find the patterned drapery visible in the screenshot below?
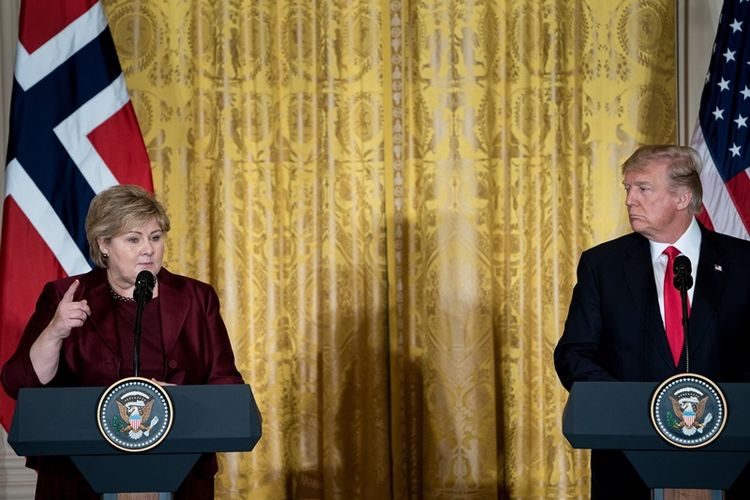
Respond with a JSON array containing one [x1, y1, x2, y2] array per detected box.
[[104, 0, 675, 497]]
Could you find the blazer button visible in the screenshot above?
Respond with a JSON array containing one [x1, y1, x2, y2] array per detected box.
[[168, 360, 177, 369]]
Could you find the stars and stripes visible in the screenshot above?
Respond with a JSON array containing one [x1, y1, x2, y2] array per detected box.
[[691, 0, 750, 240], [0, 0, 152, 430]]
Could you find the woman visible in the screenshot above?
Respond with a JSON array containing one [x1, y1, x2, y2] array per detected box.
[[1, 184, 244, 499]]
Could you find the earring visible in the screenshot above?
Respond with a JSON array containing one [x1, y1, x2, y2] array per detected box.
[[102, 253, 109, 259]]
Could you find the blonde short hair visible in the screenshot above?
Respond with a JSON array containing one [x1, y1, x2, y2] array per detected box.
[[621, 145, 703, 215], [85, 184, 170, 268]]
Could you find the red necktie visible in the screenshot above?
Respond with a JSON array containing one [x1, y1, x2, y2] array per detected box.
[[663, 246, 689, 365]]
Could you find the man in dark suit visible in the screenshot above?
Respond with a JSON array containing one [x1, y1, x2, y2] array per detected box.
[[554, 145, 750, 499]]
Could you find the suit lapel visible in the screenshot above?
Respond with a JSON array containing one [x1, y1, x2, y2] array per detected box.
[[79, 269, 119, 356], [688, 228, 724, 354], [157, 269, 190, 357], [621, 235, 676, 369]]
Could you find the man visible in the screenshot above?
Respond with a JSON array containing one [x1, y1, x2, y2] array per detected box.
[[554, 145, 750, 499]]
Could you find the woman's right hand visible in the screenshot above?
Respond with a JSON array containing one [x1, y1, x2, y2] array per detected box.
[[46, 280, 91, 340], [31, 280, 91, 384]]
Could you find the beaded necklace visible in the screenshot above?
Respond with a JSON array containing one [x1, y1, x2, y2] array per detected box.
[[108, 285, 136, 303]]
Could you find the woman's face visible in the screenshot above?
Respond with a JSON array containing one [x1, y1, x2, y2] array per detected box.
[[99, 217, 165, 289]]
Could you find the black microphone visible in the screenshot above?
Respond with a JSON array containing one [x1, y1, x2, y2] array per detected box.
[[132, 271, 155, 377], [133, 270, 156, 303], [673, 254, 693, 291], [672, 254, 692, 372]]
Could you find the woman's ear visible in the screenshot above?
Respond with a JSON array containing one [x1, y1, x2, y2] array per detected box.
[[97, 237, 109, 256]]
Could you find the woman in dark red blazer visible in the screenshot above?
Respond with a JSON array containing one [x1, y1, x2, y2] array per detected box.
[[2, 184, 244, 500]]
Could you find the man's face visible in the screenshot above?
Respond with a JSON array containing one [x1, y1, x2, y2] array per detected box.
[[623, 161, 690, 243]]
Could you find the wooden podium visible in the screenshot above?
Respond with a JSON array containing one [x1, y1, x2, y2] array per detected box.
[[7, 384, 262, 495], [563, 381, 750, 499]]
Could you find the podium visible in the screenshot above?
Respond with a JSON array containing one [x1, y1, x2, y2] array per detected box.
[[7, 384, 262, 494], [563, 381, 750, 496]]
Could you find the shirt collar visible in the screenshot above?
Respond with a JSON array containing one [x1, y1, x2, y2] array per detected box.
[[649, 218, 702, 265]]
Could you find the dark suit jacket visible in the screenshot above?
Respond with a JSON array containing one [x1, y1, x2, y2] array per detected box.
[[554, 223, 750, 498], [1, 266, 244, 498]]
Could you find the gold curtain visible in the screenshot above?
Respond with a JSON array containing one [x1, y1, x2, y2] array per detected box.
[[104, 0, 675, 498]]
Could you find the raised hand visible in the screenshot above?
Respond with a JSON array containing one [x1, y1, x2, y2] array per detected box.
[[46, 280, 91, 340]]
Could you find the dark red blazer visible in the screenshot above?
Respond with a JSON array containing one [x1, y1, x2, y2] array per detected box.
[[2, 266, 243, 395], [1, 267, 245, 494]]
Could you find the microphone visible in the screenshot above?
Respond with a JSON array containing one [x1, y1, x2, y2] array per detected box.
[[672, 254, 692, 372], [132, 271, 155, 378], [133, 270, 156, 303], [673, 254, 693, 291]]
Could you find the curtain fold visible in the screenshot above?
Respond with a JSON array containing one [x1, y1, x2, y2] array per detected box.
[[102, 1, 676, 498]]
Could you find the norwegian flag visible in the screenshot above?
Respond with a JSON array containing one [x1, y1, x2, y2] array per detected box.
[[691, 0, 750, 239], [0, 0, 152, 430]]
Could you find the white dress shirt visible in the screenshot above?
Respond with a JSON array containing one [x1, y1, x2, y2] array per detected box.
[[649, 217, 701, 327]]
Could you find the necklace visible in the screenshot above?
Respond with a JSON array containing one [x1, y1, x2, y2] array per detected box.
[[108, 285, 136, 303]]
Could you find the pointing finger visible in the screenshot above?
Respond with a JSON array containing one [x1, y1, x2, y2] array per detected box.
[[61, 280, 80, 304]]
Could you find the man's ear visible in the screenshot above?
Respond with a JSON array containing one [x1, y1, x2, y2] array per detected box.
[[677, 191, 692, 211]]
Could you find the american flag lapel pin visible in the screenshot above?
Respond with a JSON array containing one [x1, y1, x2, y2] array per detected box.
[[715, 264, 723, 272]]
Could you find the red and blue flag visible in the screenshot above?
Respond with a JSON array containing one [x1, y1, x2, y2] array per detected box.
[[692, 0, 750, 239], [0, 0, 152, 430]]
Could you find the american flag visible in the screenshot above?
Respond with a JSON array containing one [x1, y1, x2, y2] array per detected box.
[[0, 0, 152, 429], [691, 0, 750, 240]]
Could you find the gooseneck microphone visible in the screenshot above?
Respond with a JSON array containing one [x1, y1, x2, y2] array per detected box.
[[133, 270, 156, 377], [672, 255, 693, 372]]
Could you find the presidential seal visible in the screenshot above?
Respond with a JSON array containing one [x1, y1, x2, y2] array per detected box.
[[97, 377, 174, 452], [650, 373, 727, 449]]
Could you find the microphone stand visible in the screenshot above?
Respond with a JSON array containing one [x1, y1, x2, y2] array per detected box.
[[133, 296, 146, 378], [674, 263, 692, 373], [132, 271, 155, 378], [678, 280, 690, 373]]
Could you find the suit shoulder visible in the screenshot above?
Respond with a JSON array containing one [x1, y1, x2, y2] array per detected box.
[[158, 268, 217, 295], [580, 232, 644, 262], [704, 228, 750, 251], [45, 268, 103, 293]]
